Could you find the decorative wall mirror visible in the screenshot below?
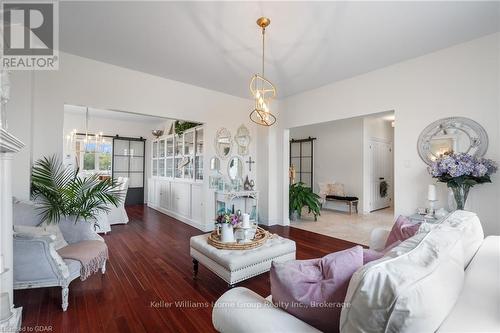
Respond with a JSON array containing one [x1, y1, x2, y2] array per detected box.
[[210, 156, 220, 171], [234, 125, 251, 156], [227, 156, 244, 180], [215, 128, 232, 159], [417, 117, 488, 165]]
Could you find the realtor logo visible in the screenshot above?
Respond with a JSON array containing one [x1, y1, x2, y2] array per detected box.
[[1, 1, 59, 70]]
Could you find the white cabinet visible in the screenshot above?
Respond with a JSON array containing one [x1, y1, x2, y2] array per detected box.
[[159, 181, 171, 210], [191, 184, 203, 223], [147, 178, 205, 230], [171, 182, 191, 218]]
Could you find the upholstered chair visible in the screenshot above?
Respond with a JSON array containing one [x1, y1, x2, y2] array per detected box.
[[12, 200, 105, 311], [107, 177, 129, 225]]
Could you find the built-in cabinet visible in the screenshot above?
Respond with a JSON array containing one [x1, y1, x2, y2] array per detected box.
[[148, 126, 205, 229]]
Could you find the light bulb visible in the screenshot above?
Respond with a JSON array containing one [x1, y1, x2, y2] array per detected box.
[[255, 91, 261, 99]]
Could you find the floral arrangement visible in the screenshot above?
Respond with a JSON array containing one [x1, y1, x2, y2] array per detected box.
[[428, 153, 497, 209], [215, 210, 240, 226]]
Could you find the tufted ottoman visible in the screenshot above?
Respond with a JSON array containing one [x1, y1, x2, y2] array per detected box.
[[190, 233, 296, 287]]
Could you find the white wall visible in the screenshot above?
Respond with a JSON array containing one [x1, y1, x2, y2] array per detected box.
[[7, 52, 266, 231], [290, 117, 364, 211], [281, 33, 500, 235]]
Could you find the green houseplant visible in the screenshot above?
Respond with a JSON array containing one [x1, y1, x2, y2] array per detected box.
[[289, 182, 321, 221], [31, 155, 123, 224]]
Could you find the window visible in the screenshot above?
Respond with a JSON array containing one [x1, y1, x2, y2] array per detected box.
[[75, 135, 113, 175]]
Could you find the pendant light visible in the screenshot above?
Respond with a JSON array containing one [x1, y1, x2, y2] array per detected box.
[[249, 17, 277, 126]]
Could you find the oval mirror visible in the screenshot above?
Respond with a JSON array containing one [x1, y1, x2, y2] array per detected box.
[[234, 125, 251, 156], [215, 128, 232, 159], [210, 156, 220, 171], [227, 156, 243, 180], [417, 117, 488, 165]]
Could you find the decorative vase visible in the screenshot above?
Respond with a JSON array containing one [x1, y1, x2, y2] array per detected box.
[[450, 184, 471, 210], [289, 210, 299, 221], [220, 223, 235, 243]]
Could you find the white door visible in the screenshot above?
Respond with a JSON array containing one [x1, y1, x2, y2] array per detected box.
[[191, 184, 203, 223], [159, 181, 171, 210], [369, 140, 392, 211]]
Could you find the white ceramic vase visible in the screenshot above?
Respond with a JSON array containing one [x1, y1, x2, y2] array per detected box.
[[220, 223, 235, 243]]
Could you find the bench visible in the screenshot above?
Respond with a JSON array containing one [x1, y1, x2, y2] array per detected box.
[[324, 195, 359, 214]]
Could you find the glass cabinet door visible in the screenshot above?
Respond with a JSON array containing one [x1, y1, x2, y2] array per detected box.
[[166, 158, 173, 177], [195, 156, 203, 180], [174, 157, 182, 178], [166, 137, 174, 157], [152, 141, 158, 158], [196, 128, 203, 155], [184, 131, 194, 156], [175, 135, 183, 156], [158, 139, 165, 158]]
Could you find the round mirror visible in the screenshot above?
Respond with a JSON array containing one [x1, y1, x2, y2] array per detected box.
[[210, 156, 220, 171], [215, 128, 232, 159], [227, 156, 243, 180], [234, 125, 251, 156], [417, 117, 488, 165]]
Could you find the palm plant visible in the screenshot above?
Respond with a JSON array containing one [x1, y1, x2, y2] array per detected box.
[[289, 182, 321, 221], [31, 155, 122, 224]]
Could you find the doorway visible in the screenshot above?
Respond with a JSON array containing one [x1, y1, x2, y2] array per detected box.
[[368, 139, 393, 211]]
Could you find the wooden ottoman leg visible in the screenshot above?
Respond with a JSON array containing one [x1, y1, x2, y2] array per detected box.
[[349, 202, 352, 215], [192, 259, 199, 279]]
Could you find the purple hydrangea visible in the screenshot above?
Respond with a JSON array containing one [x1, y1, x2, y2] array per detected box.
[[428, 153, 497, 180]]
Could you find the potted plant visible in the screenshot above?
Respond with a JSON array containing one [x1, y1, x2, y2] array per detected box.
[[428, 153, 497, 210], [289, 182, 321, 221], [215, 210, 239, 243], [31, 155, 123, 225]]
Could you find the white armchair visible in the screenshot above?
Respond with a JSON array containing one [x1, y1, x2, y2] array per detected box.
[[107, 177, 129, 225], [13, 200, 106, 311]]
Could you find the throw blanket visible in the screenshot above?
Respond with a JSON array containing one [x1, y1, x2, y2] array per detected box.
[[57, 240, 108, 280]]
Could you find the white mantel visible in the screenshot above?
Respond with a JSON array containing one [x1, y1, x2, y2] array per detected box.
[[0, 128, 24, 327]]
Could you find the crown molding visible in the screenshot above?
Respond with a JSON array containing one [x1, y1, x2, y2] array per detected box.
[[0, 128, 25, 153]]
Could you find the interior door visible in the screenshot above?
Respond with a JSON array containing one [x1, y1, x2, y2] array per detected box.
[[369, 140, 392, 211]]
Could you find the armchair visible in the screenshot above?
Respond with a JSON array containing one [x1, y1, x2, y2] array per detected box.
[[13, 200, 106, 311], [107, 177, 129, 225]]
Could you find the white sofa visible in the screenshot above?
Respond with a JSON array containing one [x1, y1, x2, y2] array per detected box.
[[212, 211, 500, 333]]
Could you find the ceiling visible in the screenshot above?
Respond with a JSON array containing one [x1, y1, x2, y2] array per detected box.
[[64, 104, 170, 123], [60, 1, 500, 98]]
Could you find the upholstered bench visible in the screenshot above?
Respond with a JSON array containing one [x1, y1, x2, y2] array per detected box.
[[190, 234, 296, 287], [325, 195, 359, 214]]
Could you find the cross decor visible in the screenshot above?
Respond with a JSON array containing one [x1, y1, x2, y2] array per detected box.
[[246, 156, 255, 171]]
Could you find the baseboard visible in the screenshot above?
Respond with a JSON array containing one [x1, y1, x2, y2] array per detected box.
[[147, 203, 213, 232]]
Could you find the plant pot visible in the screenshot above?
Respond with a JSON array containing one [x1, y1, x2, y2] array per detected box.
[[220, 223, 235, 243], [289, 210, 299, 221]]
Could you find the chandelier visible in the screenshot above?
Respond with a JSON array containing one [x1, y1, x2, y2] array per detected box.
[[249, 17, 276, 127]]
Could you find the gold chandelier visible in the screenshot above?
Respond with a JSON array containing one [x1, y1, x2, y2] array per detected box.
[[249, 17, 277, 127]]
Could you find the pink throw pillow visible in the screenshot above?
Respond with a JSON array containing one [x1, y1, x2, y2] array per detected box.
[[384, 215, 420, 248], [270, 246, 364, 333]]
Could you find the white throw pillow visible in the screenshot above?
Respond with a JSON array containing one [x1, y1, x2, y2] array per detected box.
[[340, 228, 465, 333], [14, 224, 68, 250]]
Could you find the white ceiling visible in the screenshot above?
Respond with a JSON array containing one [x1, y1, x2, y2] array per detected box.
[[60, 1, 500, 98], [64, 104, 169, 123]]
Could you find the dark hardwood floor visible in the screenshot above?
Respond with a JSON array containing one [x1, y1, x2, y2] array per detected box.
[[15, 205, 359, 333]]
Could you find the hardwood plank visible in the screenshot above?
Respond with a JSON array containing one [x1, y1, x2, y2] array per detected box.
[[14, 205, 359, 332]]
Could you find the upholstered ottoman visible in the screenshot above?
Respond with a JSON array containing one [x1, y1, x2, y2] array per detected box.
[[190, 234, 296, 287]]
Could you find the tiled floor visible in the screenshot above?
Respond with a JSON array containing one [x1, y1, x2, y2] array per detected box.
[[291, 207, 395, 246]]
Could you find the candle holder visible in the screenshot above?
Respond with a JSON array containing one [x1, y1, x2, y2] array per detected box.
[[425, 200, 437, 219]]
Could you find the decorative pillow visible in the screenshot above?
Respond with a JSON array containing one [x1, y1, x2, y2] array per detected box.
[[385, 215, 420, 248], [318, 183, 331, 197], [42, 223, 69, 250], [271, 246, 364, 333], [340, 228, 465, 333], [328, 183, 345, 197]]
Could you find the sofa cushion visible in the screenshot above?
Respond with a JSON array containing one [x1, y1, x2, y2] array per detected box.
[[437, 236, 500, 332], [418, 210, 483, 268], [271, 246, 364, 333], [13, 200, 42, 226], [384, 215, 420, 247], [340, 228, 465, 333]]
